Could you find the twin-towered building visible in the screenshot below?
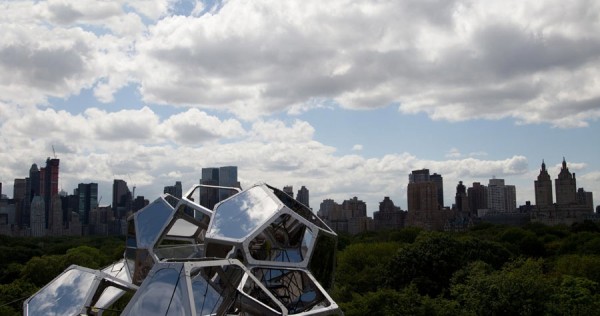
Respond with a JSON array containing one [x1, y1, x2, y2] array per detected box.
[[319, 158, 596, 234], [531, 158, 595, 225]]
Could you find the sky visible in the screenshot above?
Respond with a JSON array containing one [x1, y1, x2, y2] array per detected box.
[[1, 0, 599, 215]]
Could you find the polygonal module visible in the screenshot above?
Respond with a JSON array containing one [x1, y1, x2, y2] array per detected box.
[[121, 259, 287, 316], [24, 265, 137, 316], [24, 182, 342, 315], [125, 189, 214, 285], [204, 184, 338, 289]]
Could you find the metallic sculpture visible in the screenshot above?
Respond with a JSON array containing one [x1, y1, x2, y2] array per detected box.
[[24, 183, 342, 315]]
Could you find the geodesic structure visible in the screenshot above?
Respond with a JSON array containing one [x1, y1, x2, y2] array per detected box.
[[24, 183, 342, 315]]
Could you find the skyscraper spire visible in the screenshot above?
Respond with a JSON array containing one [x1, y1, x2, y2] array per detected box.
[[541, 159, 546, 171]]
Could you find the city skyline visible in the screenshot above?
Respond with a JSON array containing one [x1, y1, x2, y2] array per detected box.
[[0, 1, 599, 215], [1, 157, 595, 216]]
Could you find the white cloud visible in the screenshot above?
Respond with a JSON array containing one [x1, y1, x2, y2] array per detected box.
[[352, 144, 363, 151]]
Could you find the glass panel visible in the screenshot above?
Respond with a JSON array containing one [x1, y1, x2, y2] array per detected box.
[[136, 198, 174, 248], [94, 286, 124, 311], [154, 244, 205, 260], [167, 218, 199, 237], [191, 274, 225, 315], [248, 214, 314, 263], [239, 273, 283, 314], [267, 185, 333, 232], [251, 268, 327, 314], [308, 233, 337, 290], [125, 267, 182, 315], [26, 268, 96, 315], [102, 259, 131, 283], [208, 186, 280, 240]]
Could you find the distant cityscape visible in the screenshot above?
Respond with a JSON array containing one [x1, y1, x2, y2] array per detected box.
[[0, 157, 597, 237]]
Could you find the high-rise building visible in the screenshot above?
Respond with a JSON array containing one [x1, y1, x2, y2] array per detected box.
[[409, 169, 430, 183], [430, 173, 444, 209], [283, 186, 294, 198], [132, 196, 149, 213], [200, 166, 240, 210], [78, 183, 98, 225], [577, 188, 594, 211], [296, 186, 309, 208], [555, 158, 577, 205], [488, 178, 505, 212], [373, 197, 406, 231], [40, 158, 59, 228], [112, 179, 131, 219], [218, 166, 239, 201], [163, 181, 183, 207], [534, 160, 553, 206], [200, 167, 220, 210], [407, 169, 440, 211], [467, 182, 488, 213], [30, 195, 45, 237], [454, 181, 469, 213], [487, 178, 516, 212], [14, 178, 27, 226], [13, 178, 26, 201], [163, 181, 183, 199]]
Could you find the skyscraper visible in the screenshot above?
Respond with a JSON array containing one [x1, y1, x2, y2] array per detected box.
[[218, 166, 239, 201], [200, 167, 220, 210], [430, 173, 444, 208], [283, 185, 294, 198], [488, 178, 516, 212], [40, 158, 59, 228], [454, 181, 469, 213], [534, 160, 553, 206], [163, 181, 183, 199], [407, 169, 441, 211], [555, 158, 577, 205], [13, 178, 26, 201], [200, 166, 240, 210], [297, 186, 309, 208], [78, 183, 98, 225], [112, 179, 131, 219], [467, 182, 488, 213], [409, 169, 430, 183]]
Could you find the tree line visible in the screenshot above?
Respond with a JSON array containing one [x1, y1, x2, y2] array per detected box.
[[334, 222, 600, 315], [3, 221, 600, 315]]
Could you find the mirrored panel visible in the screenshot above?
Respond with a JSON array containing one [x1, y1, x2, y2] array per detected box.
[[267, 185, 333, 232], [154, 244, 204, 260], [124, 266, 183, 315], [248, 214, 315, 263], [102, 259, 132, 283], [167, 218, 199, 237], [250, 268, 328, 314], [135, 198, 174, 248], [208, 186, 280, 241], [308, 233, 337, 290], [26, 268, 96, 315]]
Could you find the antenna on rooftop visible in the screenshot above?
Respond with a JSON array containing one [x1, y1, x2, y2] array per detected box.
[[52, 145, 57, 159]]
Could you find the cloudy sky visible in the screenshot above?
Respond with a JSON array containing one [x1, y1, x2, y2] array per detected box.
[[1, 0, 599, 214]]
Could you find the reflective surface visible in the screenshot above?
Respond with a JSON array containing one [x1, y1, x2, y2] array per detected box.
[[27, 183, 342, 316], [125, 266, 185, 315], [308, 233, 337, 290], [248, 214, 315, 263], [250, 268, 327, 314], [268, 185, 333, 232], [167, 218, 199, 237], [136, 198, 174, 248], [26, 268, 96, 315], [208, 186, 280, 240]]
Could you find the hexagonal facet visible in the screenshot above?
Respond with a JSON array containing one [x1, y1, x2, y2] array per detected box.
[[207, 185, 281, 242]]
